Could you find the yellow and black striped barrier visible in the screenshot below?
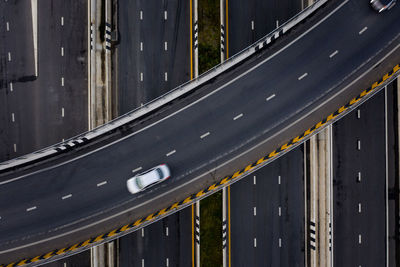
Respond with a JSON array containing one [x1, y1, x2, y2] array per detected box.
[[2, 64, 399, 267]]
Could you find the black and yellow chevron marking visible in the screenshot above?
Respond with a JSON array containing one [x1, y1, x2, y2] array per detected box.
[[2, 64, 399, 267]]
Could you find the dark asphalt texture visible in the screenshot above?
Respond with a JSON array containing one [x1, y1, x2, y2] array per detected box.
[[41, 250, 90, 267], [227, 0, 301, 56], [119, 207, 192, 267], [230, 146, 304, 267], [117, 0, 191, 115], [332, 89, 387, 266], [0, 0, 88, 162], [1, 0, 400, 263]]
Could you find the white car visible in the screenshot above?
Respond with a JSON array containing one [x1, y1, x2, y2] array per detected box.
[[126, 164, 171, 194]]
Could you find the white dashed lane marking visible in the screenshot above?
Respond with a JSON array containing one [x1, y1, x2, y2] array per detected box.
[[8, 52, 11, 62], [251, 20, 254, 30], [9, 82, 13, 92], [97, 181, 107, 187], [6, 21, 9, 31], [298, 72, 308, 80], [165, 226, 169, 236], [266, 94, 276, 101], [26, 206, 37, 212], [11, 113, 15, 122], [140, 72, 143, 81], [357, 109, 361, 119], [61, 16, 64, 26], [140, 42, 143, 51], [62, 194, 72, 200], [278, 206, 281, 216], [164, 41, 168, 51], [233, 113, 243, 120], [62, 108, 65, 118], [358, 26, 367, 35], [13, 143, 17, 152], [61, 77, 64, 87], [254, 238, 257, 248], [253, 207, 256, 216], [61, 47, 64, 56], [166, 150, 176, 157], [358, 234, 362, 244], [164, 10, 167, 20], [200, 132, 210, 139], [132, 167, 142, 173], [253, 175, 256, 185], [358, 203, 361, 213], [329, 50, 339, 58], [164, 72, 168, 81], [357, 172, 362, 182], [140, 11, 143, 20]]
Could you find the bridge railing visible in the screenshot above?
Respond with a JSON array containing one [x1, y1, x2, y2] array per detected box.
[[0, 0, 329, 173]]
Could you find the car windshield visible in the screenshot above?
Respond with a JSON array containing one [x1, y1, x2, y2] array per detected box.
[[156, 168, 163, 179], [135, 177, 144, 189]]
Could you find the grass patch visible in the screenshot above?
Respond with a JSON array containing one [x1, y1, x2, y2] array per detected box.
[[200, 190, 222, 267], [198, 0, 220, 74]]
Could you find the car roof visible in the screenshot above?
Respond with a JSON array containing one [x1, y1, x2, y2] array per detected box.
[[138, 170, 160, 186]]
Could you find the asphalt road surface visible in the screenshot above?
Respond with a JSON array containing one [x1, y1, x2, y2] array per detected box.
[[230, 146, 304, 267], [117, 0, 191, 115], [332, 88, 390, 266], [0, 0, 88, 162], [119, 207, 192, 267], [1, 0, 400, 263], [227, 0, 301, 56], [41, 251, 90, 267]]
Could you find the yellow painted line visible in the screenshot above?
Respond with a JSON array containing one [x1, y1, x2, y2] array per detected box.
[[145, 214, 154, 221], [6, 263, 15, 267], [292, 136, 302, 143], [183, 196, 192, 203], [208, 183, 217, 190], [107, 229, 117, 237], [81, 239, 91, 247], [225, 0, 229, 59], [133, 219, 142, 226], [315, 120, 324, 129], [280, 143, 291, 150], [190, 0, 193, 79], [68, 244, 79, 251], [196, 190, 205, 197], [228, 186, 231, 267], [256, 157, 264, 165], [56, 248, 66, 255], [120, 224, 130, 232], [158, 208, 168, 215], [93, 235, 104, 242], [43, 251, 54, 259], [268, 150, 278, 158], [16, 260, 27, 266], [191, 204, 195, 267], [30, 256, 40, 262]]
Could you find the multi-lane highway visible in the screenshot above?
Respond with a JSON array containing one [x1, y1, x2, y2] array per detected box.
[[1, 0, 400, 264], [332, 81, 398, 266], [116, 0, 191, 114], [230, 146, 305, 266], [0, 0, 88, 161]]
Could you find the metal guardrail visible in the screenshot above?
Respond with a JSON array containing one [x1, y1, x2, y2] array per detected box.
[[0, 0, 329, 172]]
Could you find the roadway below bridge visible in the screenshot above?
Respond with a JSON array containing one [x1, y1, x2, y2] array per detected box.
[[1, 0, 400, 264]]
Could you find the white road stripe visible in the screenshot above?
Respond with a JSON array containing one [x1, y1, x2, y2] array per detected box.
[[140, 42, 143, 51], [358, 234, 362, 244], [140, 72, 143, 81], [166, 150, 176, 157], [278, 206, 281, 216], [200, 132, 210, 139], [166, 226, 169, 236], [358, 203, 361, 213], [253, 175, 256, 185], [61, 77, 64, 87], [132, 167, 142, 173], [165, 72, 168, 81], [164, 41, 168, 51], [233, 113, 243, 120], [140, 11, 143, 20], [164, 10, 167, 20], [298, 72, 308, 80], [62, 108, 65, 117], [9, 82, 13, 92], [357, 140, 361, 150], [278, 175, 281, 185], [8, 52, 11, 62], [166, 258, 169, 267], [254, 238, 257, 248], [358, 172, 362, 182], [251, 20, 254, 30], [276, 20, 279, 28], [97, 181, 107, 187], [279, 238, 282, 247], [61, 16, 64, 26], [13, 143, 16, 152], [329, 50, 339, 58], [253, 207, 256, 216], [61, 47, 64, 56], [358, 26, 367, 35], [142, 258, 144, 267], [6, 21, 9, 31], [266, 94, 276, 101], [141, 228, 144, 237], [11, 113, 15, 122], [27, 206, 37, 212], [357, 109, 361, 119], [62, 194, 72, 200]]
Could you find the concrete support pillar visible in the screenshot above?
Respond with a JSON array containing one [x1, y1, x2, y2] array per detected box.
[[193, 0, 199, 78], [195, 201, 200, 267], [309, 126, 333, 267], [91, 244, 105, 267]]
